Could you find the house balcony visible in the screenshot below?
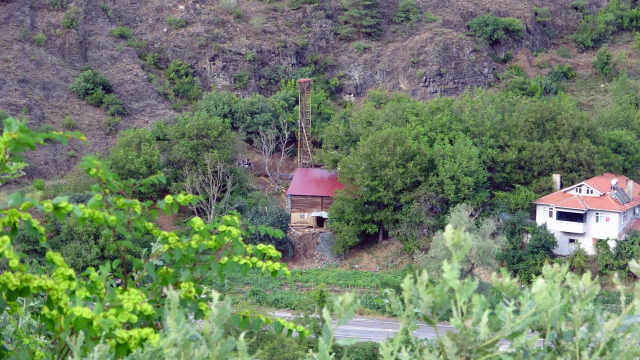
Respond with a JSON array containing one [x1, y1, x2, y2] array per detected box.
[[549, 220, 586, 234]]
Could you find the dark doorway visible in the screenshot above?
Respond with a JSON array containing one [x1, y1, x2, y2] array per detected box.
[[316, 217, 325, 228]]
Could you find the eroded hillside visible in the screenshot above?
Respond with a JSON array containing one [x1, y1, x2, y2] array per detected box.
[[0, 0, 594, 178]]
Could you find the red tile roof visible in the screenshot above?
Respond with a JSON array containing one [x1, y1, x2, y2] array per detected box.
[[534, 173, 640, 212], [286, 168, 345, 197]]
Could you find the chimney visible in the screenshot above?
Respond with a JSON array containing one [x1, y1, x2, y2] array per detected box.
[[627, 179, 634, 200], [552, 174, 561, 191]]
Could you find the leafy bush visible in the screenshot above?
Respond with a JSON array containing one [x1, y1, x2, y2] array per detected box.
[[102, 93, 127, 116], [165, 60, 202, 101], [47, 0, 66, 9], [32, 33, 46, 46], [15, 28, 29, 42], [392, 0, 420, 24], [335, 0, 383, 39], [110, 26, 133, 40], [634, 32, 640, 54], [98, 3, 113, 18], [557, 46, 572, 58], [106, 128, 162, 181], [103, 115, 121, 134], [548, 64, 576, 82], [166, 16, 187, 29], [424, 11, 438, 23], [32, 178, 45, 191], [235, 70, 250, 89], [570, 0, 589, 16], [62, 6, 82, 29], [242, 200, 296, 259], [466, 14, 525, 44], [567, 244, 591, 275], [287, 0, 318, 10], [63, 116, 76, 130], [593, 45, 616, 81], [572, 14, 615, 50], [352, 41, 372, 53], [69, 64, 111, 100], [532, 6, 552, 22], [127, 37, 147, 51], [488, 50, 512, 63], [232, 9, 244, 22]]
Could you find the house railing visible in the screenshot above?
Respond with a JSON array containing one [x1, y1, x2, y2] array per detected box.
[[549, 220, 586, 234]]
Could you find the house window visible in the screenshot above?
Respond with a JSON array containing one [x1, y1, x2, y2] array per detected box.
[[300, 213, 308, 219], [569, 239, 577, 244], [623, 211, 628, 223], [596, 212, 609, 223], [576, 186, 582, 194], [586, 188, 594, 195], [543, 206, 554, 218]]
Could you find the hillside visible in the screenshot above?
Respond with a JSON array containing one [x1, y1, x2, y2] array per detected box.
[[0, 0, 593, 179]]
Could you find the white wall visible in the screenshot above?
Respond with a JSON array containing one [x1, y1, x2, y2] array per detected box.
[[535, 205, 621, 256]]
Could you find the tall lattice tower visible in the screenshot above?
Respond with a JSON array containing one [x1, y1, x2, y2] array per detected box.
[[297, 78, 313, 168]]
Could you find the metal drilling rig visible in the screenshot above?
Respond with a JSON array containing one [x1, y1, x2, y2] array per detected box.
[[297, 78, 313, 168]]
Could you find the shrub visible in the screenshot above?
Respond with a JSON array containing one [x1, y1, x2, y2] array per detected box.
[[127, 37, 147, 51], [570, 0, 589, 16], [242, 201, 296, 259], [32, 178, 45, 191], [392, 0, 420, 24], [244, 50, 257, 61], [103, 115, 121, 134], [352, 41, 372, 53], [235, 70, 250, 89], [63, 116, 76, 130], [335, 0, 383, 40], [634, 32, 640, 55], [572, 14, 615, 51], [232, 9, 244, 22], [532, 6, 552, 22], [488, 50, 512, 63], [593, 45, 616, 81], [195, 37, 207, 48], [69, 64, 112, 100], [466, 14, 525, 44], [424, 11, 438, 23], [557, 46, 572, 58], [567, 244, 590, 275], [47, 0, 66, 9], [98, 3, 113, 18], [102, 93, 127, 116], [62, 6, 82, 29], [15, 28, 29, 42], [165, 60, 203, 101], [249, 17, 265, 30], [166, 16, 186, 29], [110, 26, 133, 40], [32, 33, 46, 46], [548, 64, 576, 82], [145, 53, 161, 69], [106, 128, 163, 188]]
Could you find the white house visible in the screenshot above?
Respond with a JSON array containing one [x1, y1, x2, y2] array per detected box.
[[533, 173, 640, 255]]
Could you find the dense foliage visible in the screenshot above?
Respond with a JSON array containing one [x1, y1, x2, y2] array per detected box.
[[69, 64, 127, 117], [466, 14, 525, 44], [335, 0, 384, 39], [323, 79, 640, 250]]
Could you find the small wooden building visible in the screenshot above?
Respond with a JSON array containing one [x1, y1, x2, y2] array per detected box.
[[286, 168, 344, 227]]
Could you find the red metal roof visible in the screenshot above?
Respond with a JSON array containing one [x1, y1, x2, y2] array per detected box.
[[287, 168, 344, 197], [534, 173, 640, 212]]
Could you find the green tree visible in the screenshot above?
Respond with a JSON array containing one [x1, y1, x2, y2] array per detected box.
[[593, 45, 616, 81], [241, 195, 296, 259], [106, 128, 163, 195], [335, 0, 383, 39], [330, 127, 428, 251], [415, 204, 505, 278]]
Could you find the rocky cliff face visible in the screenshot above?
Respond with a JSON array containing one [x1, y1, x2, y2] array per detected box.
[[0, 0, 590, 178]]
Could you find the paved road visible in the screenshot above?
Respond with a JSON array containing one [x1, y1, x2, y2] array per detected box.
[[272, 312, 543, 350]]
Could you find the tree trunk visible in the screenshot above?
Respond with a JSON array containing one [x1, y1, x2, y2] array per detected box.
[[378, 225, 384, 243]]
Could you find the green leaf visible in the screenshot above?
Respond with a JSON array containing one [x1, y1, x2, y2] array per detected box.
[[112, 259, 122, 270], [274, 229, 285, 238], [274, 320, 284, 335], [266, 227, 274, 237], [94, 302, 103, 314], [231, 314, 241, 327], [335, 337, 358, 346], [52, 208, 65, 222], [132, 258, 143, 271], [6, 192, 23, 208], [252, 318, 264, 331], [239, 316, 251, 330], [257, 225, 266, 235]]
